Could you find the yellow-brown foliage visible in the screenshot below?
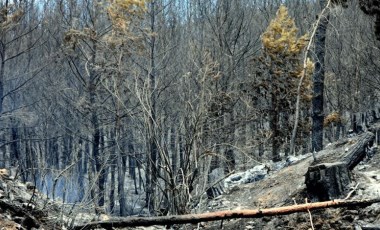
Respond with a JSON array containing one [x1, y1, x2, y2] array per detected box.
[[299, 58, 314, 101], [324, 112, 343, 127], [63, 28, 97, 47], [107, 0, 147, 33], [260, 6, 314, 102], [262, 5, 309, 56], [256, 5, 316, 147], [0, 5, 24, 30]]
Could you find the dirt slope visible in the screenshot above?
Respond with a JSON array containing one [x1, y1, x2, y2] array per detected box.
[[199, 133, 380, 230]]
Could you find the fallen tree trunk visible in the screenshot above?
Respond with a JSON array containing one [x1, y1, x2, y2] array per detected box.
[[343, 132, 375, 169], [312, 132, 375, 169], [72, 198, 380, 229]]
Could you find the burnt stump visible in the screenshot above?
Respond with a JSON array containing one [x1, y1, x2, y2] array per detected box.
[[305, 162, 351, 201]]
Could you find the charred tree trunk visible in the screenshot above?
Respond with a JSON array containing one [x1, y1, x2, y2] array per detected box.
[[224, 112, 236, 173], [77, 139, 85, 202], [145, 0, 158, 214], [270, 87, 281, 162], [0, 0, 7, 116], [109, 129, 116, 214], [110, 161, 115, 213], [128, 143, 138, 195], [118, 149, 127, 216], [90, 83, 103, 208], [10, 120, 20, 167], [312, 0, 329, 152], [343, 132, 375, 170]]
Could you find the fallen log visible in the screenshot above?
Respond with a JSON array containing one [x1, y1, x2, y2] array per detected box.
[[72, 198, 380, 229], [343, 132, 375, 169], [312, 132, 375, 169]]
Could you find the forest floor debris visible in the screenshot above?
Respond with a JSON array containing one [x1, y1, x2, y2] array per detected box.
[[0, 133, 379, 229], [198, 133, 380, 230]]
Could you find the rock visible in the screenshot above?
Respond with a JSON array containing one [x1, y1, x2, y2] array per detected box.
[[224, 165, 269, 189], [270, 161, 287, 171], [0, 169, 9, 178], [355, 225, 363, 230], [342, 215, 354, 222], [270, 154, 310, 171], [25, 182, 36, 190], [245, 174, 265, 183], [358, 165, 367, 170], [285, 156, 300, 165], [230, 175, 242, 181], [22, 202, 35, 210], [361, 223, 380, 229], [0, 181, 7, 192], [99, 214, 110, 221]]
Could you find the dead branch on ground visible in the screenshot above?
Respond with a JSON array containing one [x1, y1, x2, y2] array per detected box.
[[73, 198, 380, 229]]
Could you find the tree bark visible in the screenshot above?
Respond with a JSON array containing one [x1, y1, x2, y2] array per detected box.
[[305, 162, 351, 201], [270, 86, 281, 162], [306, 132, 374, 200], [145, 0, 158, 213], [0, 0, 7, 116], [312, 132, 375, 169], [118, 147, 127, 216], [342, 132, 374, 169], [73, 198, 380, 229], [109, 130, 116, 213], [312, 0, 330, 152]]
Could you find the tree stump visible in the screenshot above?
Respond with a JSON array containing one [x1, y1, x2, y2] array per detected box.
[[305, 162, 351, 201]]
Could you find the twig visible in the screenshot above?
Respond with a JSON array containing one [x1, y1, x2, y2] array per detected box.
[[345, 183, 360, 200], [52, 161, 77, 200], [305, 198, 315, 230]]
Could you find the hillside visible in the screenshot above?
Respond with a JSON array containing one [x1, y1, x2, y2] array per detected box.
[[198, 133, 380, 229], [31, 130, 380, 229]]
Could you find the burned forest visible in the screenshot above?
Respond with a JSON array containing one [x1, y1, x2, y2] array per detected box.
[[0, 0, 380, 229]]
